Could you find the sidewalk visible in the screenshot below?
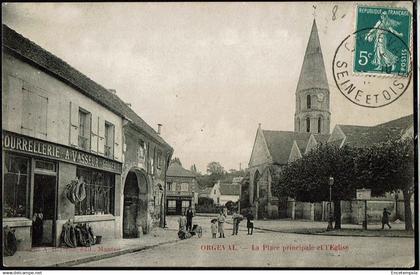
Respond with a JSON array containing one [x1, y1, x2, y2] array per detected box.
[[235, 218, 414, 238], [3, 227, 180, 267]]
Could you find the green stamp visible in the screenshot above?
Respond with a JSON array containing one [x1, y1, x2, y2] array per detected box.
[[354, 6, 411, 76]]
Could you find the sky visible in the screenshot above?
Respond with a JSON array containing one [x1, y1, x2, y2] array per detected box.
[[2, 2, 414, 173]]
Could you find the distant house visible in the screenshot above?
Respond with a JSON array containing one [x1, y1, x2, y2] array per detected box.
[[232, 177, 244, 184], [198, 187, 212, 199], [209, 181, 240, 206], [166, 162, 197, 215]]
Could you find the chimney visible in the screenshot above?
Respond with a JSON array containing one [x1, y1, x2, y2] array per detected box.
[[108, 89, 117, 94], [126, 102, 132, 108], [157, 124, 162, 135]]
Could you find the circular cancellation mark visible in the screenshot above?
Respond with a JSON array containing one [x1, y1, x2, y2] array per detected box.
[[332, 27, 412, 108]]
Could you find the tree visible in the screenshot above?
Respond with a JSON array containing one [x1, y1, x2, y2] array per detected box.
[[190, 164, 200, 175], [170, 157, 182, 166], [272, 144, 359, 229], [206, 162, 225, 175], [355, 138, 414, 231]]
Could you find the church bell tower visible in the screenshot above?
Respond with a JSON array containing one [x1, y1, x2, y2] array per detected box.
[[294, 19, 330, 134]]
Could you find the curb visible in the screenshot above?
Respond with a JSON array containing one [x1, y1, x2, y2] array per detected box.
[[52, 238, 181, 267], [225, 221, 414, 238]]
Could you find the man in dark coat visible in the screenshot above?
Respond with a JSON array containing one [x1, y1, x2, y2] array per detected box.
[[186, 206, 194, 231], [381, 208, 392, 229]]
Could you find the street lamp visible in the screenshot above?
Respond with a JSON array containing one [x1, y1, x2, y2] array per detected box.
[[327, 176, 334, 230]]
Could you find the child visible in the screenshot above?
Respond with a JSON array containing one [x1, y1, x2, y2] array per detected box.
[[211, 219, 218, 238]]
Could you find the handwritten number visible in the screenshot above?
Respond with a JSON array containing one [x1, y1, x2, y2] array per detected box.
[[332, 5, 338, 21]]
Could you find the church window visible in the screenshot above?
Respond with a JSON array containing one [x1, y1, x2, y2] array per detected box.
[[307, 95, 311, 109], [306, 117, 310, 133], [318, 117, 322, 133]]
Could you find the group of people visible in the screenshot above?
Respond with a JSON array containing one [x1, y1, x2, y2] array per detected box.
[[211, 209, 254, 238]]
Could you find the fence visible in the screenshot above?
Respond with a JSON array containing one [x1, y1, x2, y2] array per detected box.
[[283, 199, 414, 224]]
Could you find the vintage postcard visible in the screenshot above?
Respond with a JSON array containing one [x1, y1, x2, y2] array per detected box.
[[1, 1, 417, 270]]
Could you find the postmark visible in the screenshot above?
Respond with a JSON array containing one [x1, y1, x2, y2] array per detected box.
[[354, 6, 412, 76], [332, 27, 412, 108]]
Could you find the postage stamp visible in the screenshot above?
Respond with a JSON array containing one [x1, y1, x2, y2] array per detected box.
[[353, 6, 412, 76]]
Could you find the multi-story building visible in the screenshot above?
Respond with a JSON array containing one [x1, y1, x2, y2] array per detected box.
[[2, 24, 172, 250], [165, 162, 197, 215]]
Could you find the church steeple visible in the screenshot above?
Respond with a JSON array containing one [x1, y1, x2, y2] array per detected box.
[[294, 19, 330, 134]]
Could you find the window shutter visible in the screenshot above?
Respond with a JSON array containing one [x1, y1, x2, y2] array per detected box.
[[21, 88, 35, 136], [35, 94, 48, 139], [4, 76, 23, 133], [98, 116, 105, 155], [114, 130, 121, 160], [69, 102, 79, 146], [90, 114, 99, 153]]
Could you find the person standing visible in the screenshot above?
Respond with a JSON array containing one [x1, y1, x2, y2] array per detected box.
[[232, 210, 241, 235], [246, 210, 254, 235], [211, 219, 218, 238], [186, 206, 194, 231], [32, 208, 44, 246], [217, 210, 226, 238], [381, 208, 392, 229], [178, 213, 187, 231]]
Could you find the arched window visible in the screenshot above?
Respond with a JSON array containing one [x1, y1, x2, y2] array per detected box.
[[307, 94, 311, 109], [318, 117, 322, 133], [306, 117, 310, 133]]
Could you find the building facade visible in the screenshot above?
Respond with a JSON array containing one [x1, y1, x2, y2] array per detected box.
[[166, 162, 197, 215], [2, 25, 172, 250], [209, 181, 241, 206]]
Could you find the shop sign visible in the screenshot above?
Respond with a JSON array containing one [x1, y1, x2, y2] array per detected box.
[[2, 131, 122, 174]]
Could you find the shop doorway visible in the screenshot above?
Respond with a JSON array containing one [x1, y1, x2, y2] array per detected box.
[[175, 200, 182, 215], [32, 174, 56, 246]]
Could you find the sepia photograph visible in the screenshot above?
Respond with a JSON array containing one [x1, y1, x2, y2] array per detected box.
[[1, 1, 417, 270]]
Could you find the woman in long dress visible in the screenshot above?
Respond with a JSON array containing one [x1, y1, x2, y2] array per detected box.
[[364, 11, 403, 71]]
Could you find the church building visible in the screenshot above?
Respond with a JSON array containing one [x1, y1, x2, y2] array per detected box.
[[248, 19, 413, 221], [248, 19, 330, 219]]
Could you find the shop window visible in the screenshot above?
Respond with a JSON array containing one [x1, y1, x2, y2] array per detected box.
[[168, 200, 176, 208], [75, 168, 115, 215], [182, 201, 190, 208], [3, 153, 30, 218], [35, 160, 56, 172], [104, 122, 114, 158], [78, 109, 91, 150]]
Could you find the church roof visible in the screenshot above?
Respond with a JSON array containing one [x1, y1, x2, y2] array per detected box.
[[296, 19, 329, 92], [167, 162, 196, 178], [336, 114, 413, 148], [262, 130, 312, 164], [313, 133, 330, 144]]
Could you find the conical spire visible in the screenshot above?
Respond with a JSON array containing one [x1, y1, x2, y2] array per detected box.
[[296, 19, 329, 92]]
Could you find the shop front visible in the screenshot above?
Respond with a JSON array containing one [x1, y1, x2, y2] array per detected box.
[[2, 131, 122, 250], [166, 196, 192, 215]]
